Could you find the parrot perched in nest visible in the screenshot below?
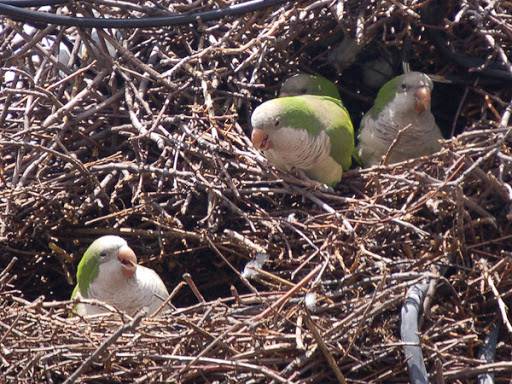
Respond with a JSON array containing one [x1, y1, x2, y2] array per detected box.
[[279, 73, 341, 100], [357, 71, 443, 167], [71, 235, 169, 316], [250, 94, 355, 186]]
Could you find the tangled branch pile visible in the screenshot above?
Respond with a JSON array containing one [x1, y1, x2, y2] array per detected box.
[[1, 0, 512, 382]]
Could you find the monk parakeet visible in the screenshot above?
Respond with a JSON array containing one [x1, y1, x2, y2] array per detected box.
[[250, 95, 355, 186], [357, 71, 443, 166], [71, 235, 169, 316], [280, 73, 341, 100]]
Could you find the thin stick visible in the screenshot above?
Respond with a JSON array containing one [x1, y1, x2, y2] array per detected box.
[[304, 312, 347, 384], [63, 311, 145, 384]]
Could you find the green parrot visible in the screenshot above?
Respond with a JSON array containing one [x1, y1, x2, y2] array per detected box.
[[280, 73, 341, 100], [71, 235, 169, 316], [250, 95, 355, 186], [357, 71, 443, 166]]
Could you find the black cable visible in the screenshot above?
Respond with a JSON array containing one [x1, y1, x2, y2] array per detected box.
[[400, 281, 430, 384], [421, 0, 512, 82], [0, 0, 66, 7], [427, 29, 512, 81], [477, 321, 500, 384], [0, 0, 287, 29]]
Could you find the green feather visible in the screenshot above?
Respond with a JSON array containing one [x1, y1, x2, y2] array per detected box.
[[281, 73, 341, 100], [71, 284, 79, 298], [69, 285, 80, 316], [311, 75, 341, 100], [351, 148, 363, 167], [275, 95, 355, 171], [368, 75, 401, 118], [73, 243, 100, 298]]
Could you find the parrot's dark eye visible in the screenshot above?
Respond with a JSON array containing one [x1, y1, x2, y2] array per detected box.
[[274, 119, 280, 127], [401, 83, 407, 91], [99, 252, 107, 258]]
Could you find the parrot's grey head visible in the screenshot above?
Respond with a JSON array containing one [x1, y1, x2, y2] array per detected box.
[[250, 97, 298, 151], [251, 95, 332, 152], [383, 71, 433, 116], [87, 235, 137, 278], [280, 73, 341, 100]]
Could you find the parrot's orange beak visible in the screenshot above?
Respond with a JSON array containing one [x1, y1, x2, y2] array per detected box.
[[118, 245, 137, 278], [414, 86, 431, 114], [251, 128, 271, 150]]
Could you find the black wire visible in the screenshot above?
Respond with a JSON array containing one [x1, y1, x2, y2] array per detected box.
[[427, 28, 512, 81], [476, 321, 500, 384], [0, 0, 66, 7], [400, 281, 429, 384], [0, 0, 287, 28], [421, 0, 512, 82]]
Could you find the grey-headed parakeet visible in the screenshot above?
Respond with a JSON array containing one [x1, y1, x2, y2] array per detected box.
[[251, 95, 355, 186], [71, 235, 169, 316], [280, 73, 341, 100], [357, 71, 443, 166]]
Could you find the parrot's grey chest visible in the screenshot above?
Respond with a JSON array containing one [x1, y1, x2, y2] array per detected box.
[[87, 265, 166, 315], [362, 103, 441, 161], [265, 126, 332, 171]]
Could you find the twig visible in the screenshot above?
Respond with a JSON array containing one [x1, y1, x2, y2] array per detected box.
[[64, 311, 145, 384], [480, 259, 512, 335], [304, 312, 346, 384], [381, 124, 413, 166]]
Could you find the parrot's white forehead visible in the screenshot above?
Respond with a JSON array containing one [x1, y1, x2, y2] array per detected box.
[[281, 74, 325, 96], [402, 72, 433, 89], [251, 100, 283, 130], [284, 74, 316, 88], [90, 235, 127, 251]]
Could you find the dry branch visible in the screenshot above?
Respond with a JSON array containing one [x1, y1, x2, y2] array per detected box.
[[1, 0, 512, 382]]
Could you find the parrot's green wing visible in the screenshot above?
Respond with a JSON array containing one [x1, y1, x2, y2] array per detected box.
[[69, 244, 101, 316], [326, 104, 355, 171], [274, 95, 355, 171], [367, 75, 400, 119], [71, 284, 79, 299], [73, 243, 101, 299], [351, 148, 363, 167], [69, 285, 80, 316], [313, 76, 341, 100]]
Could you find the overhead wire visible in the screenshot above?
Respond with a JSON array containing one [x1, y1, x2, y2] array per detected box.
[[1, 0, 66, 6], [0, 0, 287, 28]]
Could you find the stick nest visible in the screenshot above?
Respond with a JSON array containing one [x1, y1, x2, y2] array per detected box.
[[1, 0, 512, 382]]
